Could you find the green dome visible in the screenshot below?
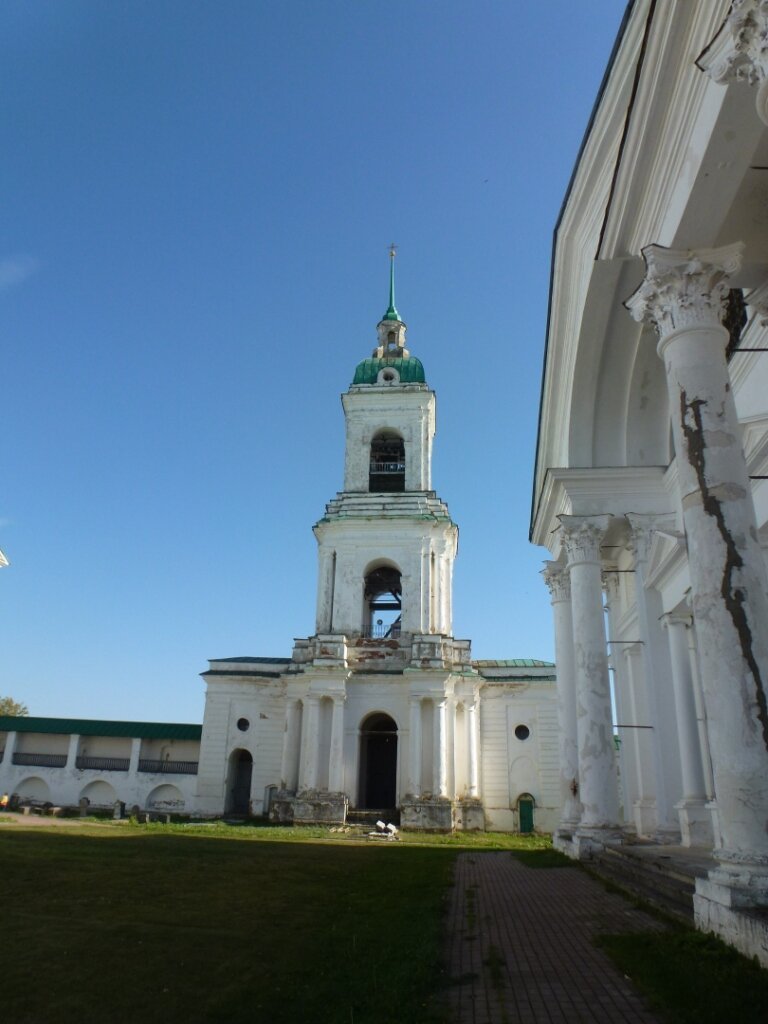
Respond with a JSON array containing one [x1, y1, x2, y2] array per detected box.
[[352, 356, 426, 385]]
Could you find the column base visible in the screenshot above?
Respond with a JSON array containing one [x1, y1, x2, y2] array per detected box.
[[632, 797, 658, 838], [268, 790, 296, 824], [675, 798, 714, 848], [400, 797, 453, 832], [453, 798, 484, 831], [571, 826, 624, 859], [694, 865, 768, 968], [292, 790, 348, 826]]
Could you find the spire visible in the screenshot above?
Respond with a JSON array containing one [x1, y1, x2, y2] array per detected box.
[[383, 243, 400, 321]]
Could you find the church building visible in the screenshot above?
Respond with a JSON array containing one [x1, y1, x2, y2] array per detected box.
[[194, 256, 560, 831]]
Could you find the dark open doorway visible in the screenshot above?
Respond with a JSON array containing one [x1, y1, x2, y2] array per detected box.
[[359, 713, 398, 809], [228, 749, 253, 814]]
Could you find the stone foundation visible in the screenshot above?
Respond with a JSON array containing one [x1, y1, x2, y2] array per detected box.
[[268, 791, 296, 824], [453, 798, 485, 831], [694, 876, 768, 968], [401, 797, 453, 832], [292, 790, 348, 826]]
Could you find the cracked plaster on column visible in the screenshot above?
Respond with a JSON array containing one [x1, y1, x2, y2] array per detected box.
[[626, 242, 768, 869]]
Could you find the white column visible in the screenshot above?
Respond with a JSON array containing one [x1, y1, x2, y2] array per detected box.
[[687, 621, 715, 802], [661, 612, 713, 847], [299, 695, 321, 791], [627, 244, 768, 875], [541, 561, 581, 830], [408, 696, 422, 796], [467, 700, 480, 799], [281, 699, 301, 791], [602, 568, 635, 827], [66, 733, 81, 771], [433, 697, 448, 798], [127, 736, 141, 775], [2, 730, 18, 768], [559, 514, 621, 839], [626, 514, 682, 838], [624, 643, 658, 837], [328, 695, 345, 792]]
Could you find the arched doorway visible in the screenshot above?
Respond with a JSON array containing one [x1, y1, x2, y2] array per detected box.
[[359, 713, 398, 809], [227, 749, 253, 815], [517, 793, 535, 834]]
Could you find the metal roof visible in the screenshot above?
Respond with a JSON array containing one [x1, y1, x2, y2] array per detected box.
[[0, 716, 202, 740], [352, 356, 425, 385], [209, 656, 291, 664], [472, 659, 555, 668]]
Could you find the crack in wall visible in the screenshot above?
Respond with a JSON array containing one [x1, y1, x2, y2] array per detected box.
[[680, 389, 768, 753]]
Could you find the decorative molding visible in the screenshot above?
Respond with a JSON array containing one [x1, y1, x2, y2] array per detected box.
[[541, 561, 570, 603], [660, 610, 693, 631], [557, 514, 612, 567], [625, 243, 744, 339], [626, 512, 678, 565], [699, 0, 768, 87]]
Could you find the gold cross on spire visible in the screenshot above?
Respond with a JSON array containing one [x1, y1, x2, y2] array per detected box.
[[389, 242, 398, 259]]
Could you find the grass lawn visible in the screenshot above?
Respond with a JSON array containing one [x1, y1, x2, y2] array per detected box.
[[597, 927, 768, 1024], [0, 821, 544, 1023]]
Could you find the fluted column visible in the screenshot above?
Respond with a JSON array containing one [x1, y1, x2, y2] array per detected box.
[[328, 695, 346, 792], [627, 243, 768, 876], [408, 696, 422, 795], [280, 698, 302, 791], [661, 612, 713, 847], [559, 514, 621, 841], [542, 561, 580, 830]]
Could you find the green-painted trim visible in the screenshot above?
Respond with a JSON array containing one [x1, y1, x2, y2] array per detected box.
[[0, 716, 202, 740]]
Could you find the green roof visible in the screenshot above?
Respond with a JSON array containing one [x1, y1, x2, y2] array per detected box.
[[472, 659, 555, 668], [353, 356, 425, 385], [0, 716, 202, 740]]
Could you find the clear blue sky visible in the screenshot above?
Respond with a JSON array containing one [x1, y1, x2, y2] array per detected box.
[[2, 1, 625, 722]]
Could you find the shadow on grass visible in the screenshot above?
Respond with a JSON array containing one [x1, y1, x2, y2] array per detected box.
[[0, 827, 456, 1024], [597, 927, 768, 1024]]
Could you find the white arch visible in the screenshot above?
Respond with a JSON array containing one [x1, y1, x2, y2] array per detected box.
[[16, 777, 51, 801], [79, 780, 118, 807], [146, 784, 185, 810]]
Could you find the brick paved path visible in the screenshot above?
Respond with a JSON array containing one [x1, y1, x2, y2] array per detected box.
[[445, 852, 665, 1023]]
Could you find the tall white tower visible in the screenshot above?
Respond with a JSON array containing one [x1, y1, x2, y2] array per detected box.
[[313, 250, 458, 643]]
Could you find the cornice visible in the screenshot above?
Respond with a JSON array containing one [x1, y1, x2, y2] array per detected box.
[[531, 465, 670, 550]]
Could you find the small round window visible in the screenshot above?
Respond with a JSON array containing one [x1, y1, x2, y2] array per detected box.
[[514, 724, 530, 741], [382, 371, 395, 382], [236, 717, 250, 732]]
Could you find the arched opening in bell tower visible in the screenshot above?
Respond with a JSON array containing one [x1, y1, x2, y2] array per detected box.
[[369, 431, 405, 492], [363, 564, 402, 638], [358, 712, 398, 809]]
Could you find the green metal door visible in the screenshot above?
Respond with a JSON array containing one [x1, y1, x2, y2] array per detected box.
[[519, 796, 534, 834]]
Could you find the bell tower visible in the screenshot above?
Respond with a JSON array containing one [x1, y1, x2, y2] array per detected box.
[[312, 248, 458, 646]]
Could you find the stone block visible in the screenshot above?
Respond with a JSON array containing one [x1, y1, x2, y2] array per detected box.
[[400, 798, 453, 832], [269, 794, 296, 824], [453, 798, 484, 831], [292, 790, 348, 825]]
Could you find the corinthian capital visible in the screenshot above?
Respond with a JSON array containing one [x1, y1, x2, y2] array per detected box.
[[626, 512, 677, 566], [541, 561, 570, 603], [558, 514, 612, 568], [699, 0, 768, 86], [625, 244, 743, 340]]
